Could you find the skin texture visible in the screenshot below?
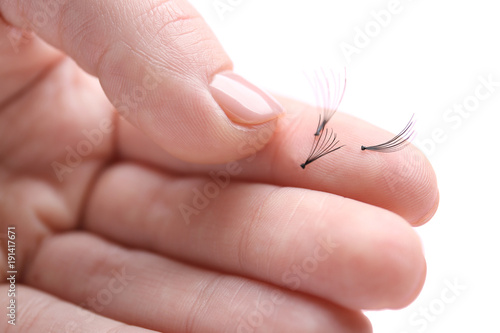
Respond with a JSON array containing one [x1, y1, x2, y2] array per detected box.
[[0, 0, 438, 332]]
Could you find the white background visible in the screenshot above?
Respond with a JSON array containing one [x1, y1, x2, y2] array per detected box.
[[189, 0, 500, 332]]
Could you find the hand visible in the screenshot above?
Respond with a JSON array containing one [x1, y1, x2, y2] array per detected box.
[[0, 1, 438, 332]]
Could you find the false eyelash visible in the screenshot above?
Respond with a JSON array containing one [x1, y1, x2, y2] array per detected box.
[[361, 114, 416, 152], [307, 68, 347, 136], [301, 127, 345, 169]]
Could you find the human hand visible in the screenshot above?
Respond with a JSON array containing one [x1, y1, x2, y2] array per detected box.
[[0, 1, 438, 332]]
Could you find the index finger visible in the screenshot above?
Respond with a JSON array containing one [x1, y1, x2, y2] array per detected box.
[[118, 96, 439, 226]]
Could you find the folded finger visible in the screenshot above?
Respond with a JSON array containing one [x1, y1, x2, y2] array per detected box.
[[0, 285, 157, 332], [25, 233, 372, 333]]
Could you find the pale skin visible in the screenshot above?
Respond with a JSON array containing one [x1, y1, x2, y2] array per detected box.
[[0, 1, 439, 332]]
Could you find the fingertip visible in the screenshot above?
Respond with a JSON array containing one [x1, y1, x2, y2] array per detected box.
[[398, 147, 440, 226], [396, 255, 427, 309], [387, 224, 427, 309], [361, 143, 440, 226], [364, 212, 427, 310], [412, 188, 440, 227]]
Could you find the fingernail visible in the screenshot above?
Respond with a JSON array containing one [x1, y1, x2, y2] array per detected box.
[[209, 71, 285, 124]]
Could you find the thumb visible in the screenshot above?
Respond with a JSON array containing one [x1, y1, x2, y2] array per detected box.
[[1, 0, 285, 163]]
